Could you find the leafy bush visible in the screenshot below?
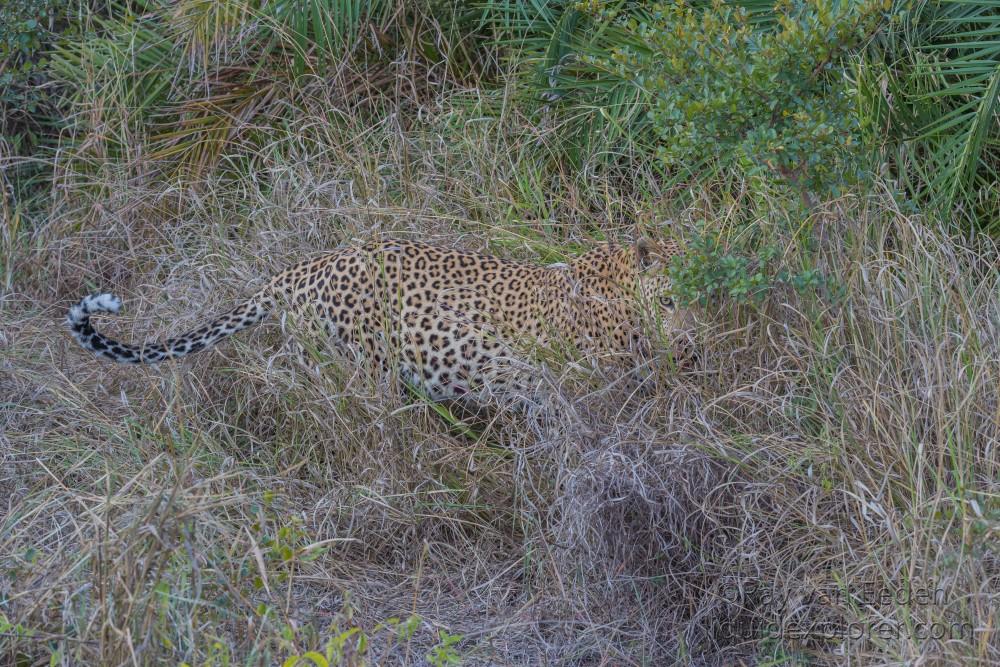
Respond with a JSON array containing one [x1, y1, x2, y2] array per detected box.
[[599, 0, 889, 200], [0, 0, 78, 132], [668, 222, 778, 306], [666, 216, 833, 307]]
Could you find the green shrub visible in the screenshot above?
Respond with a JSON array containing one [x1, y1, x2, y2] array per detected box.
[[599, 0, 889, 200], [667, 220, 829, 307], [0, 0, 73, 136]]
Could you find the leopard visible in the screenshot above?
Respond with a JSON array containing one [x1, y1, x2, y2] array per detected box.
[[67, 237, 686, 403]]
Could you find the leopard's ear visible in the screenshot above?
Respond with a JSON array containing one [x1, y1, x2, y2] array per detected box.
[[634, 237, 657, 270]]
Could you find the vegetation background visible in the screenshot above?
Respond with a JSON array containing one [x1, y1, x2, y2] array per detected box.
[[1, 0, 998, 664]]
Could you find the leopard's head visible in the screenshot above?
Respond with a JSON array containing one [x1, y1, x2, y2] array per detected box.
[[633, 237, 683, 319]]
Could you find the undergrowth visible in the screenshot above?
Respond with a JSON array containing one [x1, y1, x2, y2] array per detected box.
[[0, 82, 1000, 665], [1, 78, 997, 665]]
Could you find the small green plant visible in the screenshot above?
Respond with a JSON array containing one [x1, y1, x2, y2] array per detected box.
[[666, 221, 828, 306], [251, 490, 330, 586], [0, 612, 34, 641], [426, 629, 464, 667], [280, 611, 457, 667], [668, 229, 773, 306]]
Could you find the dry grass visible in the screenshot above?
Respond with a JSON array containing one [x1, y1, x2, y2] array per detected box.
[[1, 86, 998, 666]]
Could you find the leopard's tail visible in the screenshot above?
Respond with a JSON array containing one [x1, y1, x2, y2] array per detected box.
[[66, 288, 277, 364]]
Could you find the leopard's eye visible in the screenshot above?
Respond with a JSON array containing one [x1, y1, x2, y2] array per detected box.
[[659, 295, 674, 309]]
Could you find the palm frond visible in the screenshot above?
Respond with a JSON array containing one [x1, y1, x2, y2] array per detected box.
[[869, 0, 1000, 230], [48, 1, 494, 179]]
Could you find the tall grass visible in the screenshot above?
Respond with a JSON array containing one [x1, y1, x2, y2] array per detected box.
[[1, 78, 997, 664]]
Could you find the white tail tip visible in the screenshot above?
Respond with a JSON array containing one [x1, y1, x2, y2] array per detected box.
[[67, 293, 122, 326]]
